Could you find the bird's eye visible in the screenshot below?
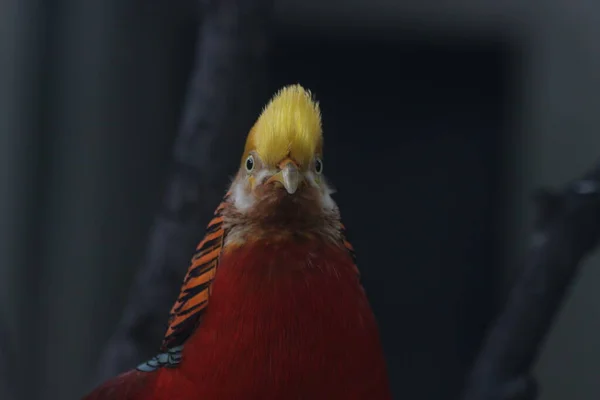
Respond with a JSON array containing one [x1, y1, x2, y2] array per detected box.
[[245, 155, 255, 172], [314, 157, 323, 174]]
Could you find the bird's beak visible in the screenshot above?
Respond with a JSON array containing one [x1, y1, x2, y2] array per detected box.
[[266, 159, 303, 194]]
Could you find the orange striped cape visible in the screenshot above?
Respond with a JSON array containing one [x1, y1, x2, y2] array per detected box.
[[160, 192, 231, 351]]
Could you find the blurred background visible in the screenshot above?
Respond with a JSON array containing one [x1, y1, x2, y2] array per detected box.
[[2, 0, 600, 399]]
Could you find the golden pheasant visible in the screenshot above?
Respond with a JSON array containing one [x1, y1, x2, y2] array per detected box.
[[84, 84, 392, 400]]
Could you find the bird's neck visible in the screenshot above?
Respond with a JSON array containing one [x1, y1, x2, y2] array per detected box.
[[222, 200, 342, 248]]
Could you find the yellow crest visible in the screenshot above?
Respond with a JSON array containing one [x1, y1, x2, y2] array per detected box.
[[242, 84, 323, 168]]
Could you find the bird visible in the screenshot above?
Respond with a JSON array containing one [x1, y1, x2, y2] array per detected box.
[[83, 84, 392, 400]]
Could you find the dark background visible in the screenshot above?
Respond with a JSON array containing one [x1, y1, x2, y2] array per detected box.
[[270, 30, 510, 399], [3, 1, 600, 399]]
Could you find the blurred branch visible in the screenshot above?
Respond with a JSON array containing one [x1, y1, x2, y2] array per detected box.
[[93, 0, 273, 385], [462, 161, 600, 400]]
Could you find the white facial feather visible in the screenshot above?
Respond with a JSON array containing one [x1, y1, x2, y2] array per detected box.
[[230, 179, 253, 212], [229, 169, 338, 214], [305, 171, 337, 211], [230, 169, 271, 212]]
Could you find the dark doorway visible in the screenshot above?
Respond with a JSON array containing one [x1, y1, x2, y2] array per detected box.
[[268, 29, 511, 399]]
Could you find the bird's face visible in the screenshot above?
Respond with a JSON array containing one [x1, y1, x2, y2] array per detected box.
[[228, 85, 337, 223], [232, 150, 333, 212]]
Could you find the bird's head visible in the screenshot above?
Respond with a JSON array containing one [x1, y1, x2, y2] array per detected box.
[[228, 84, 337, 227]]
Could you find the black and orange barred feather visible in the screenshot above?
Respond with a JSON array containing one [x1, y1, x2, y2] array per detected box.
[[160, 192, 231, 351]]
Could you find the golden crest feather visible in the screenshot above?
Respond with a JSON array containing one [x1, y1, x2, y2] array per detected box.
[[242, 84, 323, 168]]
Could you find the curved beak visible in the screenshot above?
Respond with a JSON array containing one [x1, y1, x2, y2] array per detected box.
[[266, 159, 303, 194]]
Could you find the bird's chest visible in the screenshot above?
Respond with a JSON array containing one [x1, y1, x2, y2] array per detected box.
[[178, 241, 389, 399]]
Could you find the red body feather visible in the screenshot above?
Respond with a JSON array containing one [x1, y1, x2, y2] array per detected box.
[[84, 238, 391, 399]]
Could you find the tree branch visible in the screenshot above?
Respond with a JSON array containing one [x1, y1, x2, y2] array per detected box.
[[93, 0, 273, 385], [462, 161, 600, 400]]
